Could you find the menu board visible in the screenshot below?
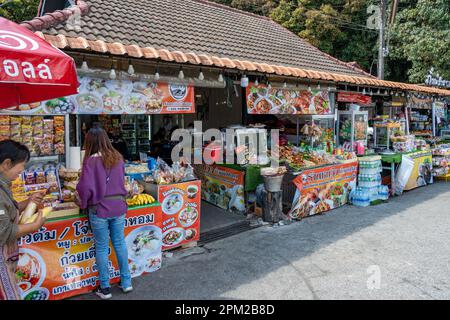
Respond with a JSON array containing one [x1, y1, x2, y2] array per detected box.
[[16, 205, 162, 300], [194, 164, 245, 212], [246, 83, 331, 115], [289, 162, 358, 221], [1, 77, 195, 115], [156, 181, 201, 251], [404, 151, 433, 190]]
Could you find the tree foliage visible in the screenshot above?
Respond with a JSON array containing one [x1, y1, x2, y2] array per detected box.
[[212, 0, 450, 83], [388, 0, 450, 83], [0, 0, 40, 23]]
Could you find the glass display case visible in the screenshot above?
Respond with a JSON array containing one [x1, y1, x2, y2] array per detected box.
[[373, 120, 404, 150], [337, 110, 368, 150], [297, 115, 336, 149]]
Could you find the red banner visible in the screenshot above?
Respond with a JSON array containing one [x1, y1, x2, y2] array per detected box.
[[16, 205, 162, 300], [337, 92, 372, 105], [0, 17, 78, 109]]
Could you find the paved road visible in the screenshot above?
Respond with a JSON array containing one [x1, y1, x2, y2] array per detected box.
[[77, 182, 450, 300]]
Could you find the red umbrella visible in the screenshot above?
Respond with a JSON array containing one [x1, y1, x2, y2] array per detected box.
[[0, 17, 78, 109]]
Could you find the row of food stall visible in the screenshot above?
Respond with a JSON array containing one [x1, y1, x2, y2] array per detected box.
[[5, 68, 449, 300], [2, 10, 450, 300]]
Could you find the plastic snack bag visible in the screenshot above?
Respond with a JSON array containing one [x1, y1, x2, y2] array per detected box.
[[394, 155, 414, 195]]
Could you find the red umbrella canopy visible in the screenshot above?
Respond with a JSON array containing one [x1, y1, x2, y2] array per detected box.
[[0, 17, 78, 109]]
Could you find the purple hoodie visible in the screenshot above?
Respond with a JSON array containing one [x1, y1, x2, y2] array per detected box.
[[76, 154, 127, 218]]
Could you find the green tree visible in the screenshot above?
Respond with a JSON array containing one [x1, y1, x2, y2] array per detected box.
[[271, 0, 378, 73], [388, 0, 450, 83], [0, 0, 40, 23]]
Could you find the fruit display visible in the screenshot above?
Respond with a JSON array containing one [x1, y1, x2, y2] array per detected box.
[[126, 194, 156, 207]]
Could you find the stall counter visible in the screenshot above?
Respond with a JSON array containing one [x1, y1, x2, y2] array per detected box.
[[16, 203, 162, 300]]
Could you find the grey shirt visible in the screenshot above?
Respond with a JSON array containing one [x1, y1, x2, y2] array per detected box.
[[0, 174, 19, 246]]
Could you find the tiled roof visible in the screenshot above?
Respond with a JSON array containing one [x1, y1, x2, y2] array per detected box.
[[23, 0, 450, 96], [20, 1, 89, 31], [35, 0, 372, 78]]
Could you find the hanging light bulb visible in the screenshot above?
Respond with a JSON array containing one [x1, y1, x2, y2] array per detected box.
[[154, 69, 160, 81], [395, 91, 399, 96], [81, 59, 89, 72], [317, 83, 321, 90], [308, 84, 312, 92], [218, 73, 224, 82], [377, 88, 381, 95], [369, 90, 373, 96], [178, 67, 185, 80], [241, 74, 249, 88], [283, 81, 287, 88], [362, 88, 366, 95], [327, 85, 331, 92], [254, 78, 259, 86], [268, 81, 272, 89], [109, 68, 116, 80], [198, 69, 205, 81], [127, 61, 135, 75]]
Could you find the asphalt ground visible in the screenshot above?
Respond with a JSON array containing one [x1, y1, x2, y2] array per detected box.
[[76, 182, 450, 300]]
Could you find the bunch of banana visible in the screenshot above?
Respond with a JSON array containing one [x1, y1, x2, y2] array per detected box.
[[127, 194, 155, 207]]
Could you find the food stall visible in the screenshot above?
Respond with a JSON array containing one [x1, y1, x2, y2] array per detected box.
[[6, 72, 202, 299], [16, 204, 162, 300], [9, 138, 164, 300], [241, 82, 360, 217]]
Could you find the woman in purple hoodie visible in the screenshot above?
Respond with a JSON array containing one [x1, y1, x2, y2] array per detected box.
[[76, 127, 132, 299]]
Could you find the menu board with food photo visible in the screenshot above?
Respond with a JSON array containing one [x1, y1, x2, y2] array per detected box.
[[194, 164, 246, 212], [76, 77, 195, 114], [0, 97, 77, 115], [289, 162, 358, 221], [246, 84, 331, 115], [16, 205, 162, 300], [156, 181, 201, 251]]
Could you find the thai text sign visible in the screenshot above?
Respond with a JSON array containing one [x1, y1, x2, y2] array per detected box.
[[1, 77, 195, 115], [16, 205, 162, 300], [289, 162, 358, 220]]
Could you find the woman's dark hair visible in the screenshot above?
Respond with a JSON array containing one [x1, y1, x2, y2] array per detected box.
[[0, 140, 31, 166], [83, 127, 123, 169]]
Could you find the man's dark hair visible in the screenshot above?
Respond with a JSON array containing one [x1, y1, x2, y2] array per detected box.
[[0, 140, 31, 165]]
